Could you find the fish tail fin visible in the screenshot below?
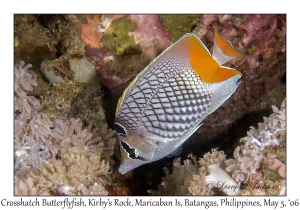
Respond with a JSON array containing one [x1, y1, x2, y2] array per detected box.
[[212, 29, 242, 65]]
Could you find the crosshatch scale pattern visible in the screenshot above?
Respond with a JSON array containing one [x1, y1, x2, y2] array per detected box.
[[115, 54, 213, 140]]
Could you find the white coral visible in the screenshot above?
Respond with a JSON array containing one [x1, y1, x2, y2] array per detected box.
[[14, 61, 40, 120], [51, 118, 93, 147], [14, 60, 116, 195], [189, 173, 213, 195], [14, 61, 36, 91], [150, 149, 240, 196], [149, 155, 199, 195], [225, 98, 286, 183], [51, 118, 108, 157], [57, 183, 108, 195], [196, 148, 240, 195], [14, 176, 50, 195], [29, 147, 110, 195], [27, 113, 53, 143]]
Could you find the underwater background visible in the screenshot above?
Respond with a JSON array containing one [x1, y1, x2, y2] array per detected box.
[[14, 14, 286, 195]]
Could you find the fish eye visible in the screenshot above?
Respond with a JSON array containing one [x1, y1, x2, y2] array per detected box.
[[115, 123, 127, 136]]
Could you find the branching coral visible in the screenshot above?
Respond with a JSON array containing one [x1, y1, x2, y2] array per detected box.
[[225, 98, 286, 183], [150, 149, 239, 196], [87, 123, 117, 163], [14, 61, 40, 123], [189, 172, 213, 196], [51, 118, 117, 163], [148, 155, 199, 195], [27, 113, 53, 143], [14, 61, 52, 169], [14, 60, 118, 195], [149, 98, 286, 196], [14, 176, 50, 196], [190, 149, 239, 196], [17, 147, 110, 195]]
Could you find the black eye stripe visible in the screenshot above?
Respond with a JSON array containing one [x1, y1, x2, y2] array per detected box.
[[120, 141, 147, 161], [121, 141, 136, 157], [115, 123, 127, 136]]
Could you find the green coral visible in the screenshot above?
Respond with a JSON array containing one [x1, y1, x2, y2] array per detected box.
[[102, 17, 141, 56], [159, 15, 198, 42]]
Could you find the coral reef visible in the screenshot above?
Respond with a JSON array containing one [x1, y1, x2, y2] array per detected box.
[[15, 14, 285, 135], [102, 17, 140, 56], [15, 147, 110, 196], [149, 149, 239, 196], [83, 15, 286, 149], [192, 14, 286, 140], [39, 80, 84, 120], [148, 155, 199, 196], [29, 147, 109, 195], [81, 15, 101, 48], [14, 14, 286, 196], [14, 60, 119, 195], [149, 99, 286, 196], [225, 99, 286, 195], [14, 15, 86, 70], [15, 14, 98, 87], [225, 99, 286, 183], [84, 14, 171, 96], [14, 15, 57, 68], [159, 14, 198, 42]]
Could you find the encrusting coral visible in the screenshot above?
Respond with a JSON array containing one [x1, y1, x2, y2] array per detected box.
[[39, 79, 84, 120], [14, 60, 118, 195]]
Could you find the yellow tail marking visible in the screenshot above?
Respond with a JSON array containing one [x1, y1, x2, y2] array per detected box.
[[215, 30, 242, 57], [188, 34, 240, 83]]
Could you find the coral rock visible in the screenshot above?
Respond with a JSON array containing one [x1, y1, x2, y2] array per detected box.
[[84, 15, 171, 97], [81, 15, 101, 48]]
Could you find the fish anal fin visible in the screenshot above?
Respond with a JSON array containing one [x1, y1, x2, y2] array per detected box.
[[167, 146, 182, 157]]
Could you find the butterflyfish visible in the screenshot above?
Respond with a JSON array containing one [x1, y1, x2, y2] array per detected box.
[[115, 30, 242, 174]]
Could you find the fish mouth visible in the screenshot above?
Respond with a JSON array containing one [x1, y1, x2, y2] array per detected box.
[[118, 149, 146, 174]]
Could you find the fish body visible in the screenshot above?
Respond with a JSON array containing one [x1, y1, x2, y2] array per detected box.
[[115, 30, 242, 174]]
